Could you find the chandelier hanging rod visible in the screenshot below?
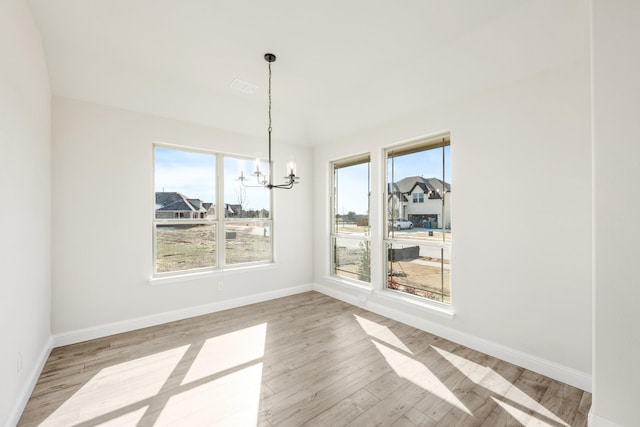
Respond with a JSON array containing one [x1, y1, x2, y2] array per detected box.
[[237, 53, 300, 190]]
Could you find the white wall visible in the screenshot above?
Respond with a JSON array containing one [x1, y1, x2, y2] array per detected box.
[[591, 1, 640, 426], [0, 0, 51, 425], [51, 97, 313, 336], [314, 57, 592, 389]]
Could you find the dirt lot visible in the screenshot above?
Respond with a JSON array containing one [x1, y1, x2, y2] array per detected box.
[[157, 223, 450, 303], [155, 223, 270, 273], [336, 259, 450, 303], [387, 259, 451, 303], [335, 243, 451, 303]]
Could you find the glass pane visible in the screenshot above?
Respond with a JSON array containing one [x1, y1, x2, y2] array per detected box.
[[385, 226, 452, 243], [333, 237, 371, 283], [224, 157, 271, 219], [386, 243, 450, 303], [155, 147, 215, 220], [155, 224, 216, 273], [225, 221, 271, 265], [387, 145, 451, 241], [334, 161, 370, 237]]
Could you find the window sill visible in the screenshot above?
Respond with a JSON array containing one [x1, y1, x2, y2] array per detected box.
[[149, 263, 278, 286], [373, 289, 455, 320]]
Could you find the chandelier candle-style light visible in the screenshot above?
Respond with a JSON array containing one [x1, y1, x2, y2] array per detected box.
[[238, 53, 300, 190]]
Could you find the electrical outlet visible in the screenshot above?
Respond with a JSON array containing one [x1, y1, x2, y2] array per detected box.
[[17, 353, 22, 373], [217, 281, 224, 291]]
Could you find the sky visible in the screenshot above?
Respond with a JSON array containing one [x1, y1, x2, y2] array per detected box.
[[154, 147, 216, 202], [336, 146, 451, 216], [155, 145, 451, 216], [154, 146, 270, 211]]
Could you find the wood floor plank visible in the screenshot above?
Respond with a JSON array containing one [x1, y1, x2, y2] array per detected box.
[[435, 358, 524, 427], [573, 391, 592, 427], [413, 345, 490, 421], [265, 335, 373, 394], [347, 381, 433, 427], [366, 370, 411, 400], [265, 355, 392, 425], [390, 407, 438, 427], [301, 388, 380, 427], [17, 292, 591, 427], [537, 381, 584, 425]]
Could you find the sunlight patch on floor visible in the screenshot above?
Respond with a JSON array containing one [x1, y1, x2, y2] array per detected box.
[[93, 406, 148, 426], [492, 397, 557, 426], [372, 340, 472, 415], [39, 345, 190, 427], [354, 314, 412, 354], [155, 362, 264, 426], [182, 322, 267, 385], [433, 346, 569, 426]]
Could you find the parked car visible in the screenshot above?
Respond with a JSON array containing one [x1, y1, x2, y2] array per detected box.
[[392, 220, 413, 230]]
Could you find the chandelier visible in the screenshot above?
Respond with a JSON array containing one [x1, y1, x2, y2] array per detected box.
[[238, 53, 300, 190]]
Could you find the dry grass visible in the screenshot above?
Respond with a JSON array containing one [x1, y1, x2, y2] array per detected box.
[[388, 259, 451, 303], [155, 224, 216, 273], [335, 258, 451, 303], [155, 223, 270, 273], [157, 224, 450, 303]]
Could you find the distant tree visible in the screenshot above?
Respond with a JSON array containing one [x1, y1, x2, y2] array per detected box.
[[235, 186, 248, 216]]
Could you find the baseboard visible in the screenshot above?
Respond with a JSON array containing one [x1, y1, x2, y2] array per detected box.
[[313, 281, 364, 307], [313, 282, 592, 392], [5, 336, 53, 427], [588, 411, 624, 427], [53, 284, 313, 347]]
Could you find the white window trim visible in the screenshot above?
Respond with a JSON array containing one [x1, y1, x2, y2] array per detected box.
[[373, 288, 455, 319], [383, 133, 452, 305], [152, 143, 274, 281], [322, 275, 374, 293], [329, 154, 372, 284], [149, 262, 278, 286]]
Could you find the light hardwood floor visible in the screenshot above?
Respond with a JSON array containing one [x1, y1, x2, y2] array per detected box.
[[18, 292, 591, 426]]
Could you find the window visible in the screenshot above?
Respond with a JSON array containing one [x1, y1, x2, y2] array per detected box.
[[330, 155, 371, 283], [154, 146, 216, 274], [153, 145, 272, 276], [385, 136, 451, 303], [223, 156, 272, 265]]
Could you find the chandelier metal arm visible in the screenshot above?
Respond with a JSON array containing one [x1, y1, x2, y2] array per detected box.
[[268, 175, 298, 189]]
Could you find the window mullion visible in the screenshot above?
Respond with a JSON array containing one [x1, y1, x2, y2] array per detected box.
[[216, 154, 225, 268], [330, 156, 371, 283]]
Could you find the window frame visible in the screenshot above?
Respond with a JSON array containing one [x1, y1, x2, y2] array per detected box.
[[152, 143, 274, 279], [383, 134, 452, 305], [221, 154, 273, 267], [329, 154, 372, 285]]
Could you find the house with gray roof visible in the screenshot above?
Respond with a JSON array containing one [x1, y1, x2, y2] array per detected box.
[[389, 176, 451, 229], [155, 192, 209, 219]]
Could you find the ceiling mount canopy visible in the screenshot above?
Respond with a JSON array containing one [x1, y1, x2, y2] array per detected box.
[[238, 53, 300, 190]]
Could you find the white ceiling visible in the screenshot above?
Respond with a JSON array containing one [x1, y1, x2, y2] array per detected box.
[[26, 0, 588, 146]]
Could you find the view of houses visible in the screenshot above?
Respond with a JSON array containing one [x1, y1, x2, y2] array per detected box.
[[157, 174, 450, 227], [155, 191, 269, 219], [388, 176, 451, 229]]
